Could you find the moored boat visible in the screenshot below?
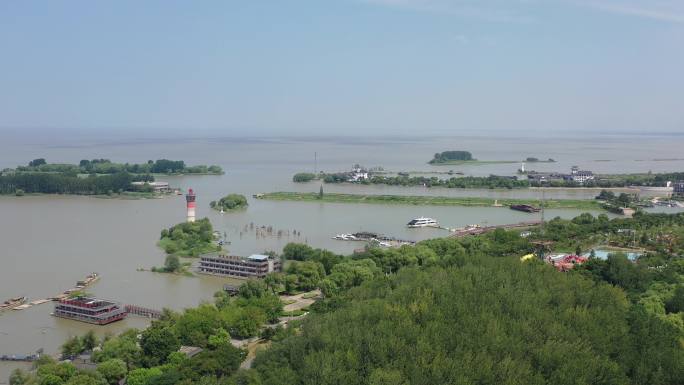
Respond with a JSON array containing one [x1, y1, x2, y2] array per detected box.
[[407, 217, 439, 228], [0, 296, 28, 312], [509, 204, 541, 213], [76, 273, 99, 287]]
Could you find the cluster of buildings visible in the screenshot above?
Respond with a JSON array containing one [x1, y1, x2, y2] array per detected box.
[[131, 181, 172, 193], [348, 165, 369, 182], [545, 254, 589, 272], [526, 166, 595, 185]]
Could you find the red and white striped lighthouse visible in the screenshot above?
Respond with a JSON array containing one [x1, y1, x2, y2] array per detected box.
[[186, 188, 196, 223]]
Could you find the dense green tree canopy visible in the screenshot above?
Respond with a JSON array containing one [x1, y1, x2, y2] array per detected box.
[[210, 194, 248, 211], [429, 150, 474, 163], [15, 158, 222, 175], [293, 173, 317, 183], [158, 218, 220, 257], [253, 258, 684, 385]]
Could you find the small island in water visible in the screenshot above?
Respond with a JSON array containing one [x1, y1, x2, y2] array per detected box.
[[429, 152, 556, 166], [158, 218, 221, 257], [210, 194, 248, 211], [428, 151, 518, 165]]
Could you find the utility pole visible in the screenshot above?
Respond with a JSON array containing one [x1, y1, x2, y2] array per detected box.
[[540, 189, 546, 235], [314, 152, 317, 174]]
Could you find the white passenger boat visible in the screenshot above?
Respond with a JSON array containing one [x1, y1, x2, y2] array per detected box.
[[407, 217, 439, 228]]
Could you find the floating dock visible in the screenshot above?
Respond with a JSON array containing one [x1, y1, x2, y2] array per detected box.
[[6, 273, 102, 312], [332, 231, 415, 248]]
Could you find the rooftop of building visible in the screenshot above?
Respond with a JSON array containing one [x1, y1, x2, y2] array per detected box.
[[178, 346, 204, 358], [200, 253, 278, 262], [248, 254, 270, 261], [59, 296, 118, 308]]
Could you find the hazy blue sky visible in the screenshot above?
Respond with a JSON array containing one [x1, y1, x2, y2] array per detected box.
[[0, 0, 682, 136]]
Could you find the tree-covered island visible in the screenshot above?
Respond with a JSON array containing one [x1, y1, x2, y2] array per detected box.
[[428, 151, 520, 165], [209, 194, 248, 211], [11, 158, 223, 175], [0, 159, 223, 198], [292, 170, 684, 190], [292, 172, 318, 182], [158, 218, 221, 257], [0, 170, 158, 197], [429, 150, 474, 163]]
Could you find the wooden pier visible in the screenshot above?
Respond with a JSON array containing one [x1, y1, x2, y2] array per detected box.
[[125, 304, 163, 319], [450, 221, 542, 238]]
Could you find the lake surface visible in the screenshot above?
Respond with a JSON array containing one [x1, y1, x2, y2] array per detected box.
[[2, 132, 683, 380]]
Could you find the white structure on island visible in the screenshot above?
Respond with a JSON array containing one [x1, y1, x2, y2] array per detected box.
[[567, 166, 595, 184], [348, 165, 369, 182], [186, 188, 196, 222]]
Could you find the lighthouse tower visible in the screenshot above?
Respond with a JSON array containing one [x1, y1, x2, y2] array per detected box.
[[186, 189, 196, 223]]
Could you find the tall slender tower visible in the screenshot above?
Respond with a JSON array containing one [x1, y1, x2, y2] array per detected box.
[[186, 188, 196, 223]]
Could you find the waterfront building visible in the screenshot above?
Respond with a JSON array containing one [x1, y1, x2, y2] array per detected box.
[[131, 181, 171, 193], [528, 167, 594, 184], [53, 296, 127, 325], [186, 188, 196, 222], [198, 254, 282, 279], [567, 166, 595, 183]]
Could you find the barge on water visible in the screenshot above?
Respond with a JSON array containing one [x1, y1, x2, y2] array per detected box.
[[1, 353, 40, 362], [1, 296, 27, 312], [53, 296, 127, 325], [509, 204, 541, 213]]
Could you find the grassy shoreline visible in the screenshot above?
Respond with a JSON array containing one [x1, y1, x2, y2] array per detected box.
[[256, 192, 604, 210]]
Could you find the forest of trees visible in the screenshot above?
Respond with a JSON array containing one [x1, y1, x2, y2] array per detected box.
[[0, 172, 147, 195], [12, 158, 223, 175], [253, 261, 683, 385]]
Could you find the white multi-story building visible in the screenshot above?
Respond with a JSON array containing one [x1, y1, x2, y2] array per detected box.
[[349, 166, 369, 182], [567, 166, 595, 184]]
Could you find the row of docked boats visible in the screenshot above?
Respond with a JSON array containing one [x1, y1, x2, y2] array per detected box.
[[1, 273, 100, 314], [52, 272, 100, 301]]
